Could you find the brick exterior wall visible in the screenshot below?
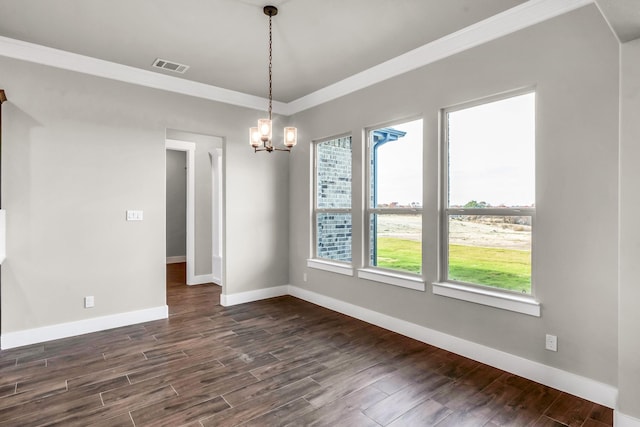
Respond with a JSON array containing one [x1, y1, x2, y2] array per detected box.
[[316, 136, 352, 262]]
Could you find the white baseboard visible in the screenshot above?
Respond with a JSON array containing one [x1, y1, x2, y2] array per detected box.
[[285, 285, 616, 409], [220, 285, 288, 307], [4, 282, 619, 411], [166, 256, 186, 264], [616, 411, 640, 427], [0, 305, 168, 350], [189, 274, 216, 286]]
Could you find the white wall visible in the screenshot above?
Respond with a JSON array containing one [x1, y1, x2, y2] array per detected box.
[[618, 37, 640, 420], [0, 56, 290, 334], [289, 5, 619, 387]]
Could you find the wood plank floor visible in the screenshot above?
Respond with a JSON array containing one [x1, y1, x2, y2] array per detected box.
[[0, 263, 613, 426]]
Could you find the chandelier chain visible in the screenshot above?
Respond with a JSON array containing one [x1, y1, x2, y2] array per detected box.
[[268, 13, 273, 121], [250, 5, 296, 153]]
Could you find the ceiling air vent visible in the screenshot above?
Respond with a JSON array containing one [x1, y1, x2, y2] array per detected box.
[[152, 58, 189, 74]]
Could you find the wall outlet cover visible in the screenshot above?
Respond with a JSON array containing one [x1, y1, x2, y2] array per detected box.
[[545, 334, 557, 352]]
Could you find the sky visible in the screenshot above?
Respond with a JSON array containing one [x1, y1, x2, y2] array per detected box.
[[376, 119, 423, 206], [448, 92, 535, 207], [375, 92, 535, 208]]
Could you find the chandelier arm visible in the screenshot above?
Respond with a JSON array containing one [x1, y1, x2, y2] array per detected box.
[[254, 147, 275, 153]]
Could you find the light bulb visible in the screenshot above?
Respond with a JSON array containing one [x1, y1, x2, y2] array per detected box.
[[258, 118, 272, 142], [284, 127, 297, 147], [249, 127, 260, 147]]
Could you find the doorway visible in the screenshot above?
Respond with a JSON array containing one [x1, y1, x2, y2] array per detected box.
[[165, 138, 223, 287], [166, 149, 187, 266], [166, 139, 195, 283]]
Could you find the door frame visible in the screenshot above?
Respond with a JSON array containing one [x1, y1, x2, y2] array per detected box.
[[210, 148, 223, 284]]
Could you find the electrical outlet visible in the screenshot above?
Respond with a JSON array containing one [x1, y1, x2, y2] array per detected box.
[[303, 273, 307, 282], [545, 334, 557, 352], [84, 296, 95, 308]]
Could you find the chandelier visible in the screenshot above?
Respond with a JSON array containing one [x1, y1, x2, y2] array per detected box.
[[249, 5, 297, 153]]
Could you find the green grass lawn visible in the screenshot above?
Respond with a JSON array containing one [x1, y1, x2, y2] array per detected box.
[[376, 238, 531, 294], [376, 237, 422, 274], [448, 244, 531, 293]]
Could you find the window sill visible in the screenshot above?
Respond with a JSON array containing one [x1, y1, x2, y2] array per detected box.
[[307, 259, 354, 276], [358, 269, 425, 291], [432, 282, 540, 317]]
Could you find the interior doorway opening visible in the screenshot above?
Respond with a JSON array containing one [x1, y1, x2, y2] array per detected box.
[[165, 135, 223, 287], [166, 149, 187, 266]]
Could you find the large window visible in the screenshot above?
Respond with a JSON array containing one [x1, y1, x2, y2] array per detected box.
[[442, 91, 535, 294], [313, 135, 352, 263], [366, 119, 423, 274]]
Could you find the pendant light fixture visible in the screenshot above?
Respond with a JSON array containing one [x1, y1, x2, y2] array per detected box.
[[250, 5, 297, 153]]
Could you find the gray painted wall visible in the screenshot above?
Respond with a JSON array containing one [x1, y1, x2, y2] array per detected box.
[[0, 56, 290, 332], [289, 5, 619, 386], [166, 150, 186, 258], [619, 37, 640, 418]]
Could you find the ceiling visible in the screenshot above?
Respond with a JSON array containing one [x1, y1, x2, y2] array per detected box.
[[0, 0, 637, 110], [594, 0, 640, 43], [0, 0, 527, 102]]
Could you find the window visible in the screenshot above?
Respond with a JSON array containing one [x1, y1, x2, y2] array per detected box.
[[442, 91, 535, 295], [366, 119, 423, 275], [313, 135, 352, 264]]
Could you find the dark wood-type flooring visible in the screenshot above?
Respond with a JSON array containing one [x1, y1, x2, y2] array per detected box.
[[0, 263, 613, 426]]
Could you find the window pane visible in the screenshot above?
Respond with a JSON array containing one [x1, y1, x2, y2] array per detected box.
[[447, 93, 535, 209], [316, 213, 352, 262], [370, 214, 421, 274], [370, 120, 422, 208], [448, 215, 531, 294], [316, 136, 352, 209]]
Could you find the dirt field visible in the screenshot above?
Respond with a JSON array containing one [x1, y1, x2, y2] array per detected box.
[[376, 215, 531, 251]]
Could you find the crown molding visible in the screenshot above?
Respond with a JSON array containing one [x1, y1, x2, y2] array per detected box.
[[285, 0, 593, 115], [0, 35, 287, 114], [0, 0, 593, 116]]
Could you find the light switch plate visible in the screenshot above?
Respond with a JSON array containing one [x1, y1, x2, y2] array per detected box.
[[126, 210, 144, 221]]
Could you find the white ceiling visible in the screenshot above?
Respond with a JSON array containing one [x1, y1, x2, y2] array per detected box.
[[0, 0, 636, 112], [594, 0, 640, 43], [0, 0, 527, 102]]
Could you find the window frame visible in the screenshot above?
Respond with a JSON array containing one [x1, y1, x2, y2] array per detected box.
[[436, 89, 540, 316], [310, 134, 353, 271], [362, 119, 424, 282]]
